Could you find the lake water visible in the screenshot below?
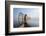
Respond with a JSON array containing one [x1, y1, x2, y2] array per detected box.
[[14, 18, 39, 27], [27, 18, 39, 27]]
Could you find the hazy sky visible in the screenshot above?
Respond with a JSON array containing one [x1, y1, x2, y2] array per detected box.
[[13, 8, 39, 18]]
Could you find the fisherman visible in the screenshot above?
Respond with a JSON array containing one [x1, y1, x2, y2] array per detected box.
[[24, 14, 28, 27]]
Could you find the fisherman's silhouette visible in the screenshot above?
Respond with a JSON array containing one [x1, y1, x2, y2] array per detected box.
[[24, 14, 29, 27]]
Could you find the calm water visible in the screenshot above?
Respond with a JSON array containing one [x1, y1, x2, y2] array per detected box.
[[14, 18, 39, 27], [27, 18, 39, 27]]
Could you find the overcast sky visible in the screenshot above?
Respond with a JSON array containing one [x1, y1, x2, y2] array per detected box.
[[13, 8, 39, 18]]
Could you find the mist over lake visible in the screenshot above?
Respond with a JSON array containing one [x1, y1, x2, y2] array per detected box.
[[14, 17, 39, 27]]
